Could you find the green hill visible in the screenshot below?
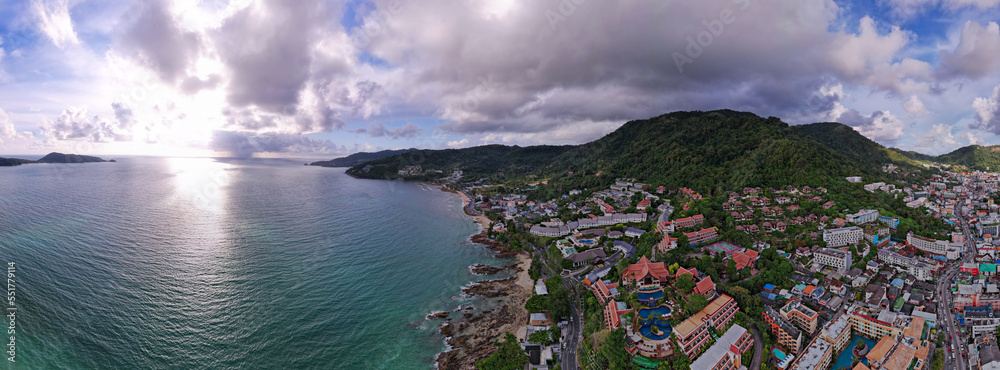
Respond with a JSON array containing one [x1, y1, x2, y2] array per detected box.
[[937, 145, 1000, 171], [794, 122, 932, 172], [349, 110, 875, 194], [346, 144, 575, 182], [309, 148, 416, 167]]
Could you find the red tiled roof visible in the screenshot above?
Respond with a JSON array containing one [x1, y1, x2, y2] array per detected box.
[[694, 276, 715, 295]]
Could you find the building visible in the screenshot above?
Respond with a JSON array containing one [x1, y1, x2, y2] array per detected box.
[[689, 324, 754, 370], [907, 233, 960, 258], [849, 310, 901, 340], [879, 215, 900, 229], [814, 248, 853, 273], [566, 248, 606, 267], [673, 294, 740, 359], [823, 226, 863, 247], [674, 214, 705, 229], [877, 249, 934, 281], [590, 279, 620, 305], [603, 300, 631, 331], [620, 256, 670, 286], [789, 312, 852, 370], [764, 306, 804, 355], [979, 336, 1000, 370], [847, 176, 862, 183], [781, 300, 820, 335], [846, 209, 880, 225], [685, 227, 719, 246]]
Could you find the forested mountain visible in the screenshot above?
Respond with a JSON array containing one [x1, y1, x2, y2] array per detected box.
[[309, 148, 416, 167], [346, 144, 575, 181], [936, 145, 1000, 171], [0, 157, 35, 166], [794, 122, 930, 172], [349, 110, 877, 194]]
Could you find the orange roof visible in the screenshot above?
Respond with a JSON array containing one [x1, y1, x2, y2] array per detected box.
[[622, 256, 670, 283], [803, 285, 816, 295], [866, 335, 896, 364], [903, 316, 925, 339], [883, 343, 916, 370], [694, 276, 715, 295]]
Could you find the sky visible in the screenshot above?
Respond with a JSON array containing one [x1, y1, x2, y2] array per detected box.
[[1, 0, 1000, 158]]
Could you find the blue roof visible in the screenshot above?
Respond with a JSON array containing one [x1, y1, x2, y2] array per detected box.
[[764, 283, 776, 291], [891, 278, 904, 287]]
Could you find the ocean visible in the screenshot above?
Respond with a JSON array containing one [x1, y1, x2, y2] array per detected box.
[[0, 156, 501, 369]]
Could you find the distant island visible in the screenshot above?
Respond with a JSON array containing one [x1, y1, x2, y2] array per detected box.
[[0, 152, 111, 167], [309, 148, 415, 168]]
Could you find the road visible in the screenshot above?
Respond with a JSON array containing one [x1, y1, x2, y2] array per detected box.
[[936, 206, 976, 370], [750, 325, 763, 370]]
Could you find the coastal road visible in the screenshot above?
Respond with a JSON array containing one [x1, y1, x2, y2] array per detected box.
[[750, 325, 763, 370], [562, 296, 582, 370]]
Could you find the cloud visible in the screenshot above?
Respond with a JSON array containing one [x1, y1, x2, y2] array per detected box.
[[0, 108, 34, 143], [351, 121, 422, 139], [904, 95, 929, 116], [962, 131, 984, 145], [208, 130, 340, 157], [117, 1, 203, 85], [828, 17, 911, 80], [913, 123, 962, 154], [41, 106, 133, 142], [214, 0, 327, 114], [835, 108, 906, 142], [31, 0, 80, 48], [972, 84, 1000, 134], [446, 138, 469, 148], [938, 21, 1000, 79]]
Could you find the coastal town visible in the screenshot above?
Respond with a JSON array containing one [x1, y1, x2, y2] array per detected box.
[[433, 165, 1000, 370]]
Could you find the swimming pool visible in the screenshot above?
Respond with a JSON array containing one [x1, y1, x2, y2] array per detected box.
[[637, 305, 673, 341], [831, 335, 875, 370], [638, 289, 664, 304]]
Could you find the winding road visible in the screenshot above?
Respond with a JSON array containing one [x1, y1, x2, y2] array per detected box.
[[750, 325, 764, 370]]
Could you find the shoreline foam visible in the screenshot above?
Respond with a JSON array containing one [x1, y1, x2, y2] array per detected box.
[[433, 184, 533, 369]]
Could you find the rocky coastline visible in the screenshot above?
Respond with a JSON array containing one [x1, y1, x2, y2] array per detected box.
[[432, 185, 533, 369]]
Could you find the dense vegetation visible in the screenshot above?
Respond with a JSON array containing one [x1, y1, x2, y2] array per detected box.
[[346, 144, 574, 182], [309, 148, 415, 167], [937, 145, 1000, 171], [795, 122, 930, 173], [1, 152, 109, 166], [475, 332, 530, 370], [349, 110, 880, 194], [0, 157, 35, 166]]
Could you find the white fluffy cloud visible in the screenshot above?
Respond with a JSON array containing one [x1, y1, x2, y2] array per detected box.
[[0, 108, 34, 143], [904, 95, 929, 116], [914, 123, 962, 154], [938, 21, 1000, 79], [973, 84, 1000, 133], [835, 108, 906, 142]]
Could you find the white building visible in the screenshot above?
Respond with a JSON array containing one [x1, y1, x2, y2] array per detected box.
[[846, 176, 862, 183], [823, 227, 863, 247], [877, 249, 933, 281], [864, 182, 886, 192], [814, 248, 852, 273], [845, 209, 879, 225], [907, 233, 962, 259]]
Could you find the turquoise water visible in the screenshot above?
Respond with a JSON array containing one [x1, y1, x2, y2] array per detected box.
[[831, 335, 876, 370], [773, 348, 786, 360], [0, 157, 500, 369], [637, 305, 672, 340]]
